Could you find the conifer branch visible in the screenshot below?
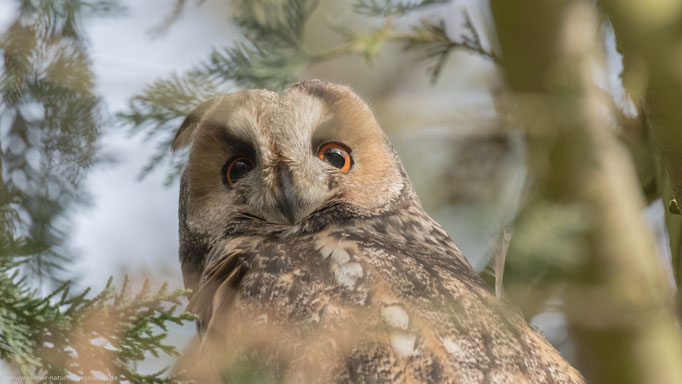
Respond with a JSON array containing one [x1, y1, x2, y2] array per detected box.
[[0, 249, 196, 383], [354, 0, 452, 17]]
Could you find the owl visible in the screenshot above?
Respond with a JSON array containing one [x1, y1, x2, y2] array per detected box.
[[172, 80, 585, 383]]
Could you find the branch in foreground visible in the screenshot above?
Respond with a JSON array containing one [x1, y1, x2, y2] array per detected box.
[[0, 261, 196, 383], [354, 0, 452, 17], [598, 0, 682, 302], [492, 0, 682, 383]]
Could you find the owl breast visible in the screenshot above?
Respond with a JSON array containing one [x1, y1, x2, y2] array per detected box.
[[193, 208, 582, 384]]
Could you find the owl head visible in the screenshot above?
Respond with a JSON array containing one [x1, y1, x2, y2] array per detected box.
[[173, 80, 413, 243]]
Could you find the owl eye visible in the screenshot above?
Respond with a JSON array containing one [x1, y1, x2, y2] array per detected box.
[[317, 143, 352, 172], [223, 156, 255, 187]]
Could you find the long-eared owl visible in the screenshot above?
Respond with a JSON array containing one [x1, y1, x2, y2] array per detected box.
[[173, 80, 584, 383]]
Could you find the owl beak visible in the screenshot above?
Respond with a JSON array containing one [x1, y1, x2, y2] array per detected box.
[[277, 165, 301, 224]]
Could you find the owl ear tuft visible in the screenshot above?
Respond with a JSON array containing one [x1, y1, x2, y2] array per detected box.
[[171, 97, 220, 151], [171, 114, 199, 150]]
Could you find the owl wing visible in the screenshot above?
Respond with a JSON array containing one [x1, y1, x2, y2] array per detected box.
[[341, 229, 583, 383], [186, 244, 245, 338]]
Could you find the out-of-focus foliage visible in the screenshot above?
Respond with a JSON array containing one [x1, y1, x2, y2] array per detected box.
[[210, 0, 315, 89], [118, 72, 222, 184], [119, 0, 497, 183], [0, 247, 195, 383], [219, 356, 279, 384], [402, 17, 500, 82], [503, 201, 591, 315], [670, 200, 680, 215], [493, 0, 682, 382], [354, 0, 451, 16], [0, 1, 198, 382], [0, 0, 123, 281]]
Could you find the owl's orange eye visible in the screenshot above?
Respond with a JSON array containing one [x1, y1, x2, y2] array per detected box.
[[223, 156, 254, 187], [318, 143, 352, 172]]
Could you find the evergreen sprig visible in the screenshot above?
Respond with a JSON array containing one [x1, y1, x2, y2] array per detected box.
[[0, 244, 195, 383], [0, 0, 124, 282], [2, 2, 203, 382], [400, 14, 500, 83], [119, 72, 221, 183], [354, 0, 452, 17]]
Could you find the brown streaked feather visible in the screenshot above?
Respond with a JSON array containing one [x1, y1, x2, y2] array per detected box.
[[183, 207, 584, 383], [171, 97, 221, 150], [187, 247, 244, 335]]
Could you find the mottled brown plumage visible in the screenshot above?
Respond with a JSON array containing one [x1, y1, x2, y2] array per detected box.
[[173, 80, 585, 383]]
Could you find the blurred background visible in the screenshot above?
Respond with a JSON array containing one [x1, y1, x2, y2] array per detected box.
[[1, 0, 680, 382]]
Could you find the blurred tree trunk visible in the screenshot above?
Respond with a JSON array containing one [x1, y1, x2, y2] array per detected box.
[[491, 0, 682, 383], [598, 0, 682, 208], [598, 0, 682, 315]]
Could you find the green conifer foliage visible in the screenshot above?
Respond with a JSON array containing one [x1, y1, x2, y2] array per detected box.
[[1, 1, 196, 382]]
